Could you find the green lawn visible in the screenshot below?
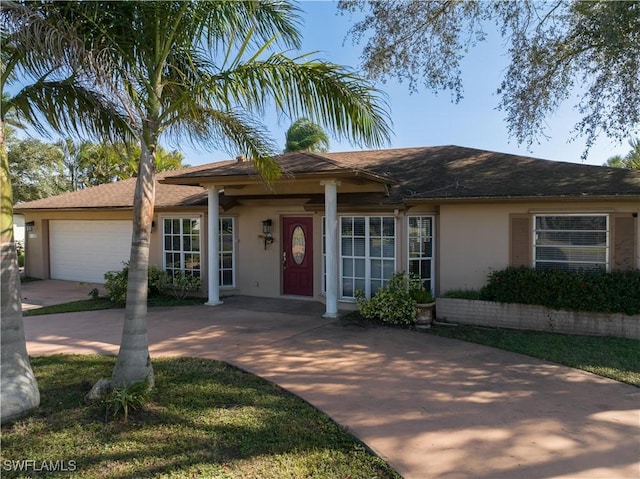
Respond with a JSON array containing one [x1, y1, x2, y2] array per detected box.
[[23, 296, 206, 316], [1, 356, 399, 479], [428, 324, 640, 387], [340, 310, 640, 387]]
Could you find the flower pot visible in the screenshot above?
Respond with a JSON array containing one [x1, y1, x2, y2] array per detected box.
[[415, 301, 436, 330]]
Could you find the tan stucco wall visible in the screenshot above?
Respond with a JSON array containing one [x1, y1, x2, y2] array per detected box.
[[21, 197, 639, 302], [157, 200, 318, 299], [225, 199, 316, 298], [437, 199, 640, 293]]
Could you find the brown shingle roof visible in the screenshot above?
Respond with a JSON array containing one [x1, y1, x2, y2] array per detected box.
[[14, 169, 207, 211], [163, 150, 394, 185], [322, 146, 640, 201], [15, 146, 640, 211]]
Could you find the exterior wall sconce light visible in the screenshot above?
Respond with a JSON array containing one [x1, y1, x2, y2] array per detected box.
[[259, 219, 274, 250], [25, 221, 35, 232]]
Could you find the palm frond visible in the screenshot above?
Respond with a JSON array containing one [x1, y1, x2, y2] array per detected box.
[[164, 105, 281, 182], [1, 1, 95, 82], [211, 53, 392, 149], [7, 79, 132, 142], [198, 1, 302, 52]]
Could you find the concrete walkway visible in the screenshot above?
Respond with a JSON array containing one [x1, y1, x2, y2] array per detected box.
[[21, 279, 106, 310], [21, 281, 640, 479]]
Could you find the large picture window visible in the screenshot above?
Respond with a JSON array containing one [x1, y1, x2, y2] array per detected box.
[[340, 216, 395, 299], [163, 216, 235, 286], [534, 215, 609, 271], [408, 216, 434, 291]]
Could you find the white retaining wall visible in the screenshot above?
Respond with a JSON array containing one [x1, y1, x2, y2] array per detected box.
[[436, 298, 640, 340]]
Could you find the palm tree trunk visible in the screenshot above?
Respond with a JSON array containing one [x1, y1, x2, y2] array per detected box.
[[111, 136, 156, 387], [0, 120, 40, 424]]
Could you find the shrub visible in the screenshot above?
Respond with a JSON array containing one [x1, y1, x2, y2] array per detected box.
[[480, 267, 640, 315], [104, 263, 169, 305], [409, 278, 435, 304], [154, 271, 202, 299], [443, 289, 482, 300], [355, 271, 418, 326], [104, 267, 128, 304]]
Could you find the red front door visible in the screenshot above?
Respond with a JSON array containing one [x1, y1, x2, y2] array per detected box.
[[282, 217, 313, 296]]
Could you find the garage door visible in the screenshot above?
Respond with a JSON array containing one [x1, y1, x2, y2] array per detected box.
[[49, 220, 133, 283]]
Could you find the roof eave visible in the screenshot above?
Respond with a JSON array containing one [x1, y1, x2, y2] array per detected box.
[[403, 194, 640, 205], [13, 205, 134, 213], [161, 169, 397, 187]]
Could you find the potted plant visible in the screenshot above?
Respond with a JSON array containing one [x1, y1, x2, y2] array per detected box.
[[409, 279, 436, 330]]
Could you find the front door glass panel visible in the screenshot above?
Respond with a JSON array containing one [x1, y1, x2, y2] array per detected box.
[[292, 226, 305, 265]]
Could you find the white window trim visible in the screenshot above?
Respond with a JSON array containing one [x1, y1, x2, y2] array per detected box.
[[407, 215, 436, 293], [532, 213, 610, 271], [338, 215, 397, 300], [322, 218, 326, 295], [161, 215, 236, 286], [161, 215, 203, 277], [323, 215, 400, 300], [218, 216, 236, 288]]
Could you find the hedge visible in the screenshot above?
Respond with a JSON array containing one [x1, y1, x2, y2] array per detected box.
[[479, 267, 640, 315]]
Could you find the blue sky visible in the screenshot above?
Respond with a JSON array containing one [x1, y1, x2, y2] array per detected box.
[[11, 1, 631, 167]]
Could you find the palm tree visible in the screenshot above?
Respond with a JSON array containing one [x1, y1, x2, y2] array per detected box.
[[1, 1, 126, 423], [55, 0, 390, 388], [625, 138, 640, 169], [604, 138, 640, 169], [64, 142, 188, 188], [284, 118, 330, 153]]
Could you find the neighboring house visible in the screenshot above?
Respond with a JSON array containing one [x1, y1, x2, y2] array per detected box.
[[15, 145, 640, 317]]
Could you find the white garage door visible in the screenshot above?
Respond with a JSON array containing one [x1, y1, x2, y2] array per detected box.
[[49, 220, 133, 283]]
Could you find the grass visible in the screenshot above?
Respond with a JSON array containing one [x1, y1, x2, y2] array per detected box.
[[1, 355, 399, 479], [428, 324, 640, 387], [24, 296, 206, 317], [341, 310, 640, 387], [24, 298, 117, 316]]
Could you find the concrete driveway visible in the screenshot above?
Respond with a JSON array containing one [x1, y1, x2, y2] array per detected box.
[[21, 281, 640, 479]]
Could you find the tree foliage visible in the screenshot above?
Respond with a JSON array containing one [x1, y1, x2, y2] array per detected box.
[[25, 0, 391, 388], [7, 133, 69, 203], [339, 0, 640, 157], [284, 118, 330, 153], [58, 139, 187, 188], [1, 2, 128, 142], [604, 138, 640, 169], [7, 135, 187, 201]]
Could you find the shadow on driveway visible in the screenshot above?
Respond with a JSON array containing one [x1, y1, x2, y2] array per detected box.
[[23, 296, 640, 479]]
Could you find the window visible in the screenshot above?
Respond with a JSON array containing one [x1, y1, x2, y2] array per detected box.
[[322, 219, 326, 293], [163, 217, 201, 278], [340, 216, 395, 298], [163, 216, 235, 286], [408, 216, 434, 291], [219, 217, 235, 287], [534, 215, 609, 271]]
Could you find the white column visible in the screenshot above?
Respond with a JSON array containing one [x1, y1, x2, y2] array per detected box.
[[206, 186, 223, 306], [322, 180, 339, 318]]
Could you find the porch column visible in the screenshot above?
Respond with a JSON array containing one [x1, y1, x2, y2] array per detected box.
[[206, 186, 223, 306], [322, 180, 340, 318]]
